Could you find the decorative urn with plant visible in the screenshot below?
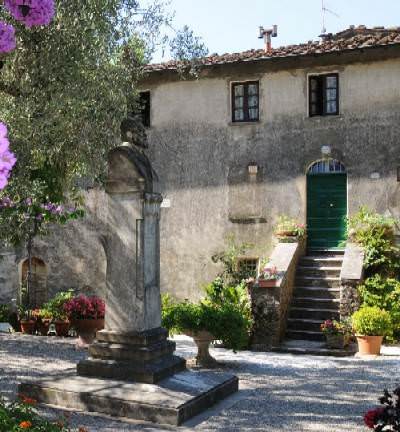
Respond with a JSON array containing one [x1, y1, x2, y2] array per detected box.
[[352, 306, 392, 356], [320, 319, 352, 349], [274, 215, 306, 242], [64, 294, 105, 346], [44, 290, 74, 337], [162, 290, 250, 368]]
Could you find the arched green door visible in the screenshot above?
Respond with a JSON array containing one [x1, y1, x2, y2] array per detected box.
[[307, 160, 347, 249]]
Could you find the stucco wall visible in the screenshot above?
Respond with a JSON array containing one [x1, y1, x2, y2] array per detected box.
[[1, 56, 399, 304], [145, 57, 400, 300]]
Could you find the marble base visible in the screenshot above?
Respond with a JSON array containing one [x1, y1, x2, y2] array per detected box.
[[19, 370, 239, 426], [77, 328, 186, 384]]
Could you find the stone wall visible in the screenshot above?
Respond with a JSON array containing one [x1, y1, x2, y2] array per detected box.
[[340, 243, 365, 318], [250, 240, 305, 350]]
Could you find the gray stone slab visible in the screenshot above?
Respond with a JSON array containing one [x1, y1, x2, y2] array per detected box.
[[19, 369, 238, 426]]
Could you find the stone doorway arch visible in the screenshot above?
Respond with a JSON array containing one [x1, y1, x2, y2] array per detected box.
[[19, 257, 48, 308]]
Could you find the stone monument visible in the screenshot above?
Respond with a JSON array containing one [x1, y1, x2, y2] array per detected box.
[[19, 116, 238, 426]]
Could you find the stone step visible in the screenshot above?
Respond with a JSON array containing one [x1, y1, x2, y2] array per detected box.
[[272, 340, 356, 357], [294, 286, 341, 299], [300, 256, 343, 267], [296, 266, 342, 278], [295, 276, 341, 288], [286, 329, 325, 341], [287, 318, 325, 332], [307, 249, 345, 256], [289, 307, 340, 320], [291, 296, 340, 309]]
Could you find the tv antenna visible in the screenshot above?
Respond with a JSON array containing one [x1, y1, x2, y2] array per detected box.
[[321, 0, 340, 35]]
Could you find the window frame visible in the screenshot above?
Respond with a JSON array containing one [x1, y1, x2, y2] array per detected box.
[[231, 81, 260, 123], [308, 73, 339, 117], [237, 257, 259, 278], [138, 90, 151, 128]]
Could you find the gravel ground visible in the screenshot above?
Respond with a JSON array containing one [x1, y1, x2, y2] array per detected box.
[[1, 333, 399, 431]]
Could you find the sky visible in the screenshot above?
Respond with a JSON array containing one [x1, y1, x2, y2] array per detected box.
[[151, 0, 400, 62]]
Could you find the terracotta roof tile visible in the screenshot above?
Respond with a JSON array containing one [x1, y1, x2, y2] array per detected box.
[[145, 26, 400, 72]]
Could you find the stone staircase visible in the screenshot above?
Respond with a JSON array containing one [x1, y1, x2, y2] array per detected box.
[[286, 250, 344, 342]]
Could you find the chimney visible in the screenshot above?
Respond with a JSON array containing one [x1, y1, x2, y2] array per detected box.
[[258, 25, 278, 53]]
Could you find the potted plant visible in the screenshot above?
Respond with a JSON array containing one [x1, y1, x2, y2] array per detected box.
[[352, 306, 392, 356], [19, 308, 36, 335], [36, 308, 53, 336], [42, 290, 74, 337], [274, 215, 306, 241], [64, 294, 105, 346], [320, 319, 352, 349], [162, 297, 250, 368], [256, 262, 279, 288]]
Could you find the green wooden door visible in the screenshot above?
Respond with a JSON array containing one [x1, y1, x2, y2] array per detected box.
[[307, 173, 347, 249]]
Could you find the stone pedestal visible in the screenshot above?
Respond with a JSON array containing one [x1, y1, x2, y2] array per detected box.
[[19, 121, 238, 425], [78, 328, 185, 383]]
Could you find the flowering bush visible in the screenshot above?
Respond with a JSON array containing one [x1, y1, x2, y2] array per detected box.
[[0, 394, 72, 431], [352, 307, 392, 337], [364, 386, 400, 430], [0, 122, 16, 190], [4, 0, 55, 28], [321, 319, 352, 336], [258, 263, 278, 280], [64, 295, 105, 320]]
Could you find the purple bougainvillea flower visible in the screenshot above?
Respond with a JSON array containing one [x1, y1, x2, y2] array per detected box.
[[0, 122, 16, 191], [0, 123, 8, 139], [4, 0, 55, 28], [0, 21, 16, 53]]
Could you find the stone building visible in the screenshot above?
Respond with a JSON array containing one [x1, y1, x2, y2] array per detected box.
[[1, 26, 399, 312]]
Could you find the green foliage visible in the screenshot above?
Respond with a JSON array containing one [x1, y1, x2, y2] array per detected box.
[[0, 396, 71, 431], [203, 277, 252, 325], [0, 0, 170, 204], [161, 298, 250, 352], [358, 275, 400, 339], [274, 215, 306, 241], [169, 25, 209, 61], [352, 306, 392, 337], [38, 290, 74, 321], [211, 235, 255, 285], [348, 207, 400, 276], [0, 305, 10, 322]]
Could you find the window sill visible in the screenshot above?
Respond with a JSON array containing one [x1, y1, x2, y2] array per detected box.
[[229, 121, 261, 126], [306, 114, 343, 121]]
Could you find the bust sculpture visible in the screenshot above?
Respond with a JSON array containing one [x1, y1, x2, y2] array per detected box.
[[106, 115, 158, 194]]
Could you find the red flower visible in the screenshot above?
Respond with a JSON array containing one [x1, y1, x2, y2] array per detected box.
[[364, 407, 384, 429]]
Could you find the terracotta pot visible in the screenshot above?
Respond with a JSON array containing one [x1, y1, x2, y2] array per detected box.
[[185, 330, 218, 368], [276, 230, 297, 237], [20, 320, 36, 335], [325, 333, 345, 349], [356, 335, 384, 356], [55, 320, 70, 337], [71, 318, 104, 347], [257, 279, 278, 288], [37, 320, 51, 336]]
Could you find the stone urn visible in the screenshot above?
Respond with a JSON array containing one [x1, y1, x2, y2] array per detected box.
[[325, 333, 347, 349], [185, 330, 218, 368], [356, 335, 384, 356], [72, 318, 104, 347]]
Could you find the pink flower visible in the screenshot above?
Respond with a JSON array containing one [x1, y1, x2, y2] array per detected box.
[[0, 123, 16, 191], [0, 21, 16, 53]]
